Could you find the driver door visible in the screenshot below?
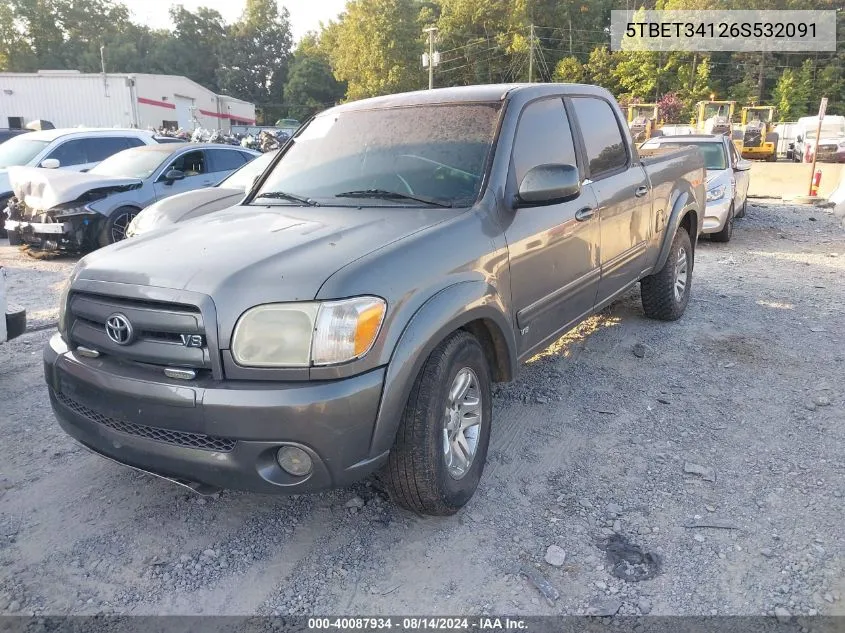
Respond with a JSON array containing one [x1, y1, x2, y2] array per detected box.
[[152, 149, 214, 200], [502, 97, 601, 358]]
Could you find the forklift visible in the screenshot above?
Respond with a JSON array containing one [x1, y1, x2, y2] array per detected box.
[[735, 106, 778, 162], [627, 104, 662, 144], [695, 100, 736, 136]]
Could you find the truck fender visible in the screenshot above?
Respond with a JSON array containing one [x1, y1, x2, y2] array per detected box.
[[368, 280, 516, 457], [654, 192, 699, 273]]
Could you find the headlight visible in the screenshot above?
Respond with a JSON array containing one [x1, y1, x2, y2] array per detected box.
[[706, 185, 726, 202], [231, 297, 386, 368], [52, 205, 96, 218]]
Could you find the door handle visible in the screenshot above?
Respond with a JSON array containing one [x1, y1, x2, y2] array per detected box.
[[635, 185, 649, 198], [575, 207, 596, 222]]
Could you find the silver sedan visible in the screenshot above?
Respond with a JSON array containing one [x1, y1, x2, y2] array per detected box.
[[5, 143, 260, 252]]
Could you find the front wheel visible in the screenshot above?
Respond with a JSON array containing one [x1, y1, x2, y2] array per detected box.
[[384, 330, 492, 516], [640, 227, 693, 321], [98, 207, 138, 248]]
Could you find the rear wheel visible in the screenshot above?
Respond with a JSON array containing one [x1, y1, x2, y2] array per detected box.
[[384, 330, 492, 516], [98, 207, 138, 247], [640, 227, 693, 321], [710, 204, 734, 242]]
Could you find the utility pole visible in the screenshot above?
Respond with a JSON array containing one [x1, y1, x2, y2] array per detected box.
[[423, 27, 439, 90], [100, 45, 109, 98], [528, 24, 535, 83]]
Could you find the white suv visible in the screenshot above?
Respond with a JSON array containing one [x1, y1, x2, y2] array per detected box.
[[0, 128, 162, 236]]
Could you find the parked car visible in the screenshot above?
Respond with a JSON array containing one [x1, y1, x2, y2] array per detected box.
[[640, 134, 750, 243], [0, 129, 30, 145], [5, 143, 260, 252], [126, 150, 278, 237], [45, 84, 704, 515], [0, 128, 162, 239], [0, 266, 26, 344], [791, 115, 845, 163]]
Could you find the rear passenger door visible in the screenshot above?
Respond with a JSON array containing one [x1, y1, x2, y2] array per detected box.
[[503, 97, 601, 358], [569, 96, 651, 304], [206, 148, 249, 183]]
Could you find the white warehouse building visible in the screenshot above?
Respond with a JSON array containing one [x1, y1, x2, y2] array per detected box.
[[0, 70, 256, 132]]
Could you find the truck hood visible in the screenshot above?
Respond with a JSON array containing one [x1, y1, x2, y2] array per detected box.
[[77, 203, 456, 329], [8, 166, 142, 211]]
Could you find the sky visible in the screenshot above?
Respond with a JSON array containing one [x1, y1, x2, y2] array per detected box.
[[123, 0, 348, 41]]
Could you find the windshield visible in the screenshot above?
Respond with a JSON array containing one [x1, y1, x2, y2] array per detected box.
[[643, 141, 727, 170], [806, 123, 845, 140], [221, 151, 276, 190], [252, 103, 503, 206], [89, 148, 169, 179], [0, 137, 50, 168]]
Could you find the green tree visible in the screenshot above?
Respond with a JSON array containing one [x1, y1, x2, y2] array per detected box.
[[584, 47, 619, 94], [327, 0, 421, 100], [772, 66, 812, 120], [552, 56, 583, 83], [283, 33, 346, 120], [217, 0, 294, 122]]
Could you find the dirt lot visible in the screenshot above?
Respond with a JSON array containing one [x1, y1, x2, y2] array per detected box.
[[0, 199, 843, 618]]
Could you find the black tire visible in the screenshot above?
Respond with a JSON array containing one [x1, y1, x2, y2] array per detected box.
[[735, 197, 747, 219], [98, 207, 138, 248], [7, 230, 21, 246], [384, 330, 492, 516], [640, 227, 693, 321], [710, 204, 734, 243]]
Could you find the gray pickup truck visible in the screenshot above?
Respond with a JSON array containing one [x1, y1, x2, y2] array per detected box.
[[45, 84, 704, 515]]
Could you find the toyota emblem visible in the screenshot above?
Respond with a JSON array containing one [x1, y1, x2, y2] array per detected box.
[[105, 313, 134, 345]]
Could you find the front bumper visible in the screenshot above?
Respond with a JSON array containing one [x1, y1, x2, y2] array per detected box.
[[702, 196, 732, 233], [5, 219, 69, 235], [44, 334, 389, 494]]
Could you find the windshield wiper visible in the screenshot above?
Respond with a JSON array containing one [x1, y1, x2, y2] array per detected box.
[[253, 191, 319, 206], [335, 189, 452, 208]]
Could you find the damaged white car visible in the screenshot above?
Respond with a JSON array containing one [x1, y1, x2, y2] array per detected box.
[[4, 143, 259, 252]]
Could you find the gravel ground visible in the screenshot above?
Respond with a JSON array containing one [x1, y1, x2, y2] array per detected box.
[[0, 199, 843, 618]]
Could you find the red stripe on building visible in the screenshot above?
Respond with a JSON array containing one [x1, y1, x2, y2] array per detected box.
[[199, 109, 257, 125], [138, 97, 176, 110]]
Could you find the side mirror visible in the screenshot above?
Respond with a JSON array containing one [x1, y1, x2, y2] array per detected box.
[[40, 158, 60, 169], [735, 159, 752, 172], [796, 135, 803, 143], [163, 169, 185, 184], [517, 164, 581, 207]]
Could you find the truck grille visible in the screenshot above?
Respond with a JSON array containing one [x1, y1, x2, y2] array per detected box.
[[55, 391, 236, 452], [67, 292, 213, 371]]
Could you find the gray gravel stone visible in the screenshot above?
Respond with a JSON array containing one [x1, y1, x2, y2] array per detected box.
[[774, 607, 791, 623], [684, 462, 716, 482], [543, 545, 566, 567], [638, 598, 652, 615]]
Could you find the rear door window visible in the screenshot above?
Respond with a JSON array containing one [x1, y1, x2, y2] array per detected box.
[[511, 98, 578, 185], [207, 148, 247, 173], [84, 137, 134, 163], [569, 97, 628, 178]]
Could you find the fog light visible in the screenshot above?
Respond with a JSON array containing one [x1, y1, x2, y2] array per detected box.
[[276, 446, 312, 476]]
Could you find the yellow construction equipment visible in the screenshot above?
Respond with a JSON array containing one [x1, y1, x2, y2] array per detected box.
[[735, 106, 778, 161], [695, 100, 736, 136], [627, 104, 661, 144]]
